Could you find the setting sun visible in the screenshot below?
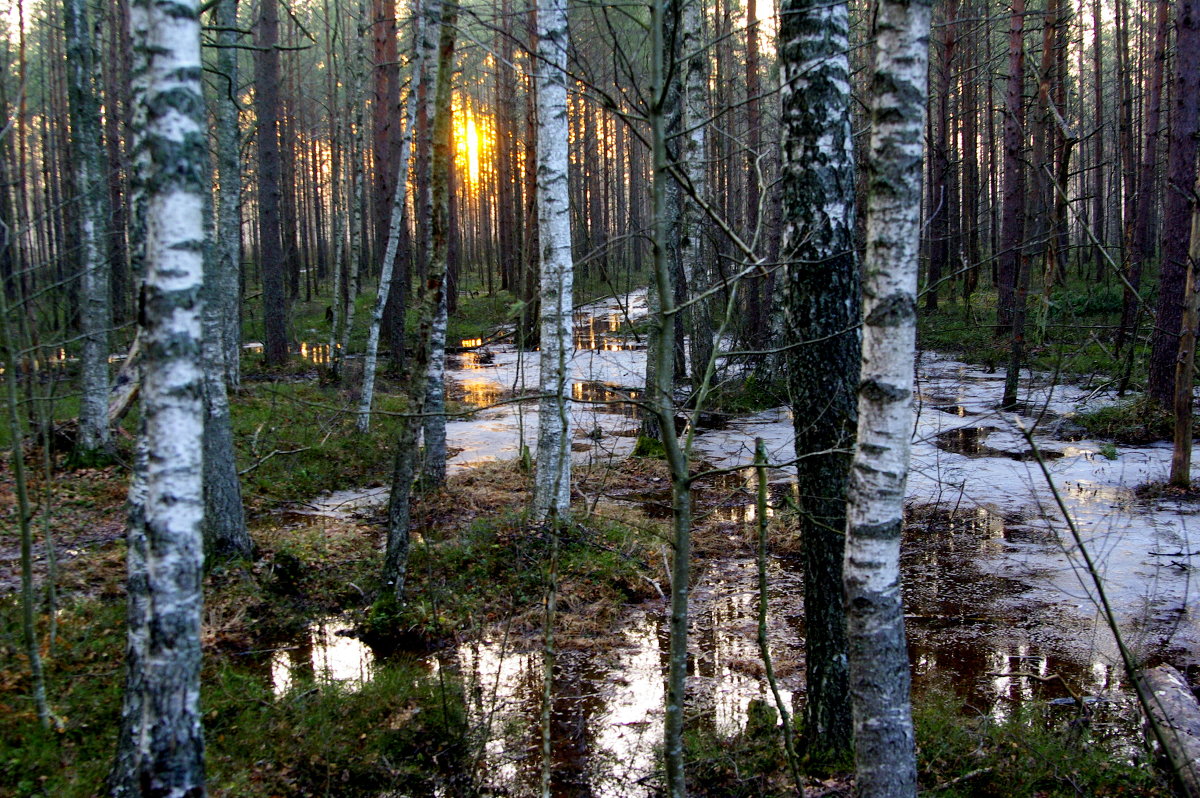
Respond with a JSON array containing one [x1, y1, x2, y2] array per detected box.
[[453, 97, 488, 185]]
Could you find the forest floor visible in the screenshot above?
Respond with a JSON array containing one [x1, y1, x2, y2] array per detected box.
[[1, 282, 1195, 796]]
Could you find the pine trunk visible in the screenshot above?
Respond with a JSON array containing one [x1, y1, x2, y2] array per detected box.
[[1148, 0, 1200, 406]]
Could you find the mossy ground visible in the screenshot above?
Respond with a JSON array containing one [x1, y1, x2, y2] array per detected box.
[[680, 687, 1169, 797], [0, 452, 662, 796]]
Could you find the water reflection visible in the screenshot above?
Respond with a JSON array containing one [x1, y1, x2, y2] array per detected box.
[[270, 615, 373, 695], [572, 381, 640, 418], [242, 340, 334, 365], [458, 378, 506, 409], [573, 312, 641, 352]]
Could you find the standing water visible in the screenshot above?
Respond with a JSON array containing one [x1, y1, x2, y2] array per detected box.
[[278, 293, 1199, 795]]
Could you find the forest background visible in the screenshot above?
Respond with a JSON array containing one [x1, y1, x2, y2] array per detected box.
[[0, 0, 1199, 791]]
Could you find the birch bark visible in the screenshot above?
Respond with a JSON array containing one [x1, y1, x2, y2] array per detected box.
[[532, 0, 573, 520], [845, 0, 931, 791], [778, 0, 857, 758], [356, 0, 430, 433], [213, 0, 242, 388], [680, 0, 712, 386], [113, 0, 209, 789], [382, 0, 454, 599]]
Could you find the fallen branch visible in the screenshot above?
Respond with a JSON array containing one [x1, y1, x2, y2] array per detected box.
[[107, 332, 143, 424], [923, 767, 993, 793], [238, 446, 311, 476]]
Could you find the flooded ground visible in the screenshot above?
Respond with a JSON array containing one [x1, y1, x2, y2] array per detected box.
[[276, 296, 1199, 795]]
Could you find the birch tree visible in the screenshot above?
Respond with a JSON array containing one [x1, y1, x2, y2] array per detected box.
[[680, 0, 712, 386], [356, 0, 430, 433], [778, 0, 857, 759], [382, 0, 453, 600], [111, 0, 208, 789], [532, 0, 572, 520], [844, 0, 932, 791], [64, 0, 111, 459]]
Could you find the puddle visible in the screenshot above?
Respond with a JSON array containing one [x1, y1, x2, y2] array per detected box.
[[933, 426, 1065, 461], [269, 615, 374, 696]]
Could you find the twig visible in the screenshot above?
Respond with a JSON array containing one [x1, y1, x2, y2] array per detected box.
[[985, 670, 1087, 712], [922, 767, 993, 793], [238, 446, 311, 475]]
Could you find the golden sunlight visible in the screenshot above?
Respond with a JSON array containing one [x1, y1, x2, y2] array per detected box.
[[453, 94, 496, 188]]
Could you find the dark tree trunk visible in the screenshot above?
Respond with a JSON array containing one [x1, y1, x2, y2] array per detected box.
[[779, 0, 857, 760], [996, 0, 1026, 336], [255, 0, 289, 366], [1148, 0, 1200, 405], [1118, 0, 1168, 353]]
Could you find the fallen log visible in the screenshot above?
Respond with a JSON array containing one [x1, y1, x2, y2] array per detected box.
[[1138, 664, 1200, 798], [107, 332, 142, 425]]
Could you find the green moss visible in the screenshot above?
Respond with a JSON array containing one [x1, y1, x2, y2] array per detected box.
[[1076, 395, 1179, 444], [914, 688, 1167, 796], [231, 381, 405, 509], [632, 435, 666, 459]]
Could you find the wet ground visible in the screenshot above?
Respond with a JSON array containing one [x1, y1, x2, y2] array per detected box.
[[274, 295, 1200, 796]]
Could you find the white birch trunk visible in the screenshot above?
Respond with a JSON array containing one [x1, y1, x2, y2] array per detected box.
[[422, 283, 448, 485], [844, 0, 931, 793], [356, 1, 429, 433], [680, 0, 712, 386], [533, 0, 573, 520], [119, 0, 210, 790], [64, 0, 111, 456]]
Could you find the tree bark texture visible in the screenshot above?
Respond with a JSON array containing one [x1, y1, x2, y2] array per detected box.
[[533, 0, 573, 521], [356, 0, 429, 433], [383, 0, 454, 600], [255, 0, 289, 367], [681, 0, 713, 386], [1119, 0, 1169, 353], [778, 0, 858, 759], [115, 0, 209, 789], [64, 0, 112, 456], [996, 0, 1025, 337], [213, 0, 242, 388], [1148, 0, 1200, 406], [846, 0, 931, 792]]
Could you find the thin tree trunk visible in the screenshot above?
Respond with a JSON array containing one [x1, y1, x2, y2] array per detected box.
[[65, 0, 111, 458], [682, 0, 712, 386], [255, 0, 289, 366], [214, 0, 242, 388], [532, 0, 573, 521], [201, 170, 250, 562], [996, 0, 1025, 336], [356, 0, 429, 433], [382, 0, 454, 601], [1118, 0, 1168, 353], [652, 2, 696, 794], [1170, 201, 1200, 486]]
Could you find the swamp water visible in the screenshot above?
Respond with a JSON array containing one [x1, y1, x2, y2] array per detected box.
[[267, 294, 1200, 795]]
